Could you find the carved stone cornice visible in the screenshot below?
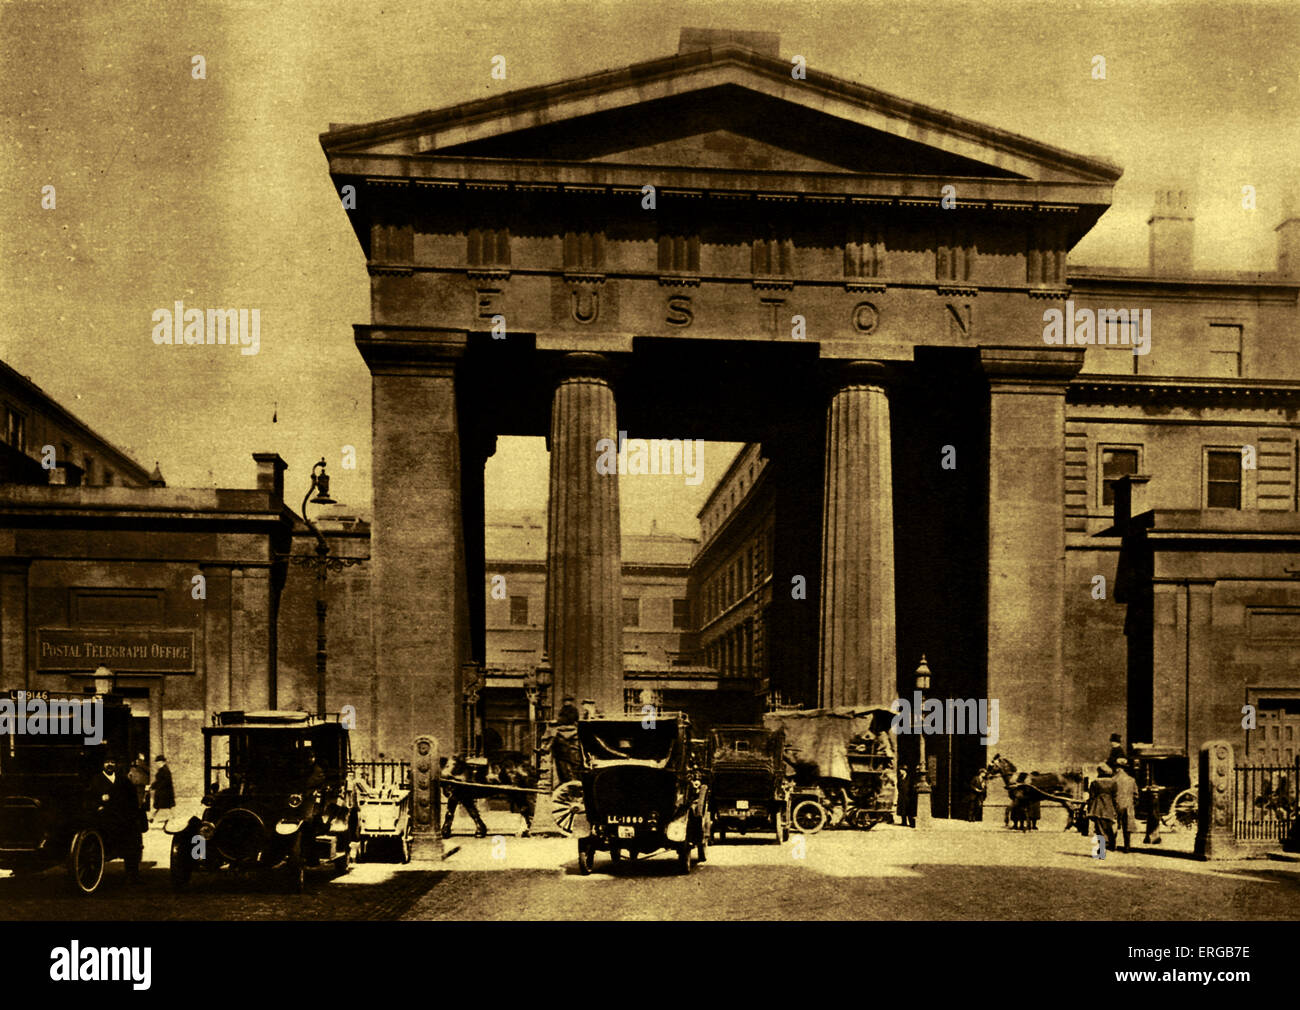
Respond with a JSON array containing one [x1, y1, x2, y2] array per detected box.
[[1068, 374, 1300, 407], [937, 284, 979, 297], [466, 268, 510, 281], [752, 277, 794, 291], [353, 325, 467, 376], [844, 280, 886, 293], [980, 346, 1085, 393], [658, 274, 700, 287]]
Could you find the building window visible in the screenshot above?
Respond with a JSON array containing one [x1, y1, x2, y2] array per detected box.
[[623, 597, 640, 628], [103, 469, 114, 487], [509, 596, 529, 626], [672, 598, 689, 630], [4, 406, 25, 452], [83, 456, 94, 484], [1208, 323, 1243, 378], [1100, 448, 1140, 507], [1206, 449, 1242, 509]]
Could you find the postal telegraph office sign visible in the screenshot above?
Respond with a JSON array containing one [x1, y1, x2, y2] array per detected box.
[[36, 629, 196, 673]]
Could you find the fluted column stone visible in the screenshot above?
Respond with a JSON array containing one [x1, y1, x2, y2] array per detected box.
[[545, 353, 623, 716], [818, 360, 896, 707]]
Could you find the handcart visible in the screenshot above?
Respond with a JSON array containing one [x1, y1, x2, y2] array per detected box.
[[356, 780, 412, 863]]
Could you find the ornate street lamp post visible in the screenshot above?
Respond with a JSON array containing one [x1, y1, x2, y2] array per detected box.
[[287, 458, 361, 718], [913, 654, 933, 828]]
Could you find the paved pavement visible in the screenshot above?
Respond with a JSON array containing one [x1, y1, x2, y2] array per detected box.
[[1, 815, 1296, 921]]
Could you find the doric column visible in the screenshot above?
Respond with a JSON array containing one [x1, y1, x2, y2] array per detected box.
[[818, 360, 896, 707], [545, 352, 622, 716], [980, 346, 1084, 772], [356, 326, 470, 757]]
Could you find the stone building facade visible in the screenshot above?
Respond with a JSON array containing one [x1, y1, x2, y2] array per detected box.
[[319, 28, 1299, 791]]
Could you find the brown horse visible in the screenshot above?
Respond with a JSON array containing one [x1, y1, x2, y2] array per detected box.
[[986, 755, 1086, 832]]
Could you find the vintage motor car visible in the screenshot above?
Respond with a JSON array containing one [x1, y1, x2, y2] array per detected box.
[[575, 714, 706, 875], [171, 710, 358, 892], [0, 690, 140, 895], [708, 725, 789, 844]]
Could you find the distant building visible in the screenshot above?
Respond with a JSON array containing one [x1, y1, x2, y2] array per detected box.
[[0, 360, 154, 487]]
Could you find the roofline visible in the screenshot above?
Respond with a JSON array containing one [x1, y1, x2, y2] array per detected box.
[[0, 359, 152, 481], [1068, 267, 1299, 292], [320, 44, 1122, 184]]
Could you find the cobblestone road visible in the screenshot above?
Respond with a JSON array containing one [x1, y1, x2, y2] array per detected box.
[[2, 821, 1296, 921]]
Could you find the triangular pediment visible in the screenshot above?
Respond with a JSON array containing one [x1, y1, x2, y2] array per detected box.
[[323, 45, 1120, 185]]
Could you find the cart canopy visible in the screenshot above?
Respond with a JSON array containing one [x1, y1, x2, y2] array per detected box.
[[763, 706, 896, 782]]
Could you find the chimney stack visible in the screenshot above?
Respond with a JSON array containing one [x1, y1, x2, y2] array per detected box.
[[252, 452, 287, 502], [1147, 189, 1195, 276]]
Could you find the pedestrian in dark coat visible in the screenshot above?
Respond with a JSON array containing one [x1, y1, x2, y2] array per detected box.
[[1087, 763, 1118, 853], [128, 753, 149, 810], [1112, 758, 1138, 851], [148, 755, 174, 825], [896, 765, 916, 828], [968, 768, 988, 822], [87, 756, 145, 882]]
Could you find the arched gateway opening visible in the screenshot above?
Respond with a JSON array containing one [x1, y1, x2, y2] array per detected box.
[[321, 30, 1119, 806]]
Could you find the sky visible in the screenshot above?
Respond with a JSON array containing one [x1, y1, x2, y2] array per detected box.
[[2, 0, 1296, 538]]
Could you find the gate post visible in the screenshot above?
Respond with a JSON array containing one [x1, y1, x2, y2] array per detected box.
[[409, 734, 445, 860], [1194, 740, 1238, 860]]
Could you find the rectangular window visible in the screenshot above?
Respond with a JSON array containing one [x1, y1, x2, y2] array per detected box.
[[83, 456, 94, 485], [623, 597, 640, 628], [672, 598, 689, 630], [1101, 448, 1140, 507], [1206, 449, 1242, 509], [103, 470, 114, 487], [509, 596, 529, 626], [1208, 323, 1243, 378], [4, 407, 25, 451]]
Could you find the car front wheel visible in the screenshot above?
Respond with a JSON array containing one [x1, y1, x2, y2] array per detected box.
[[68, 829, 106, 896]]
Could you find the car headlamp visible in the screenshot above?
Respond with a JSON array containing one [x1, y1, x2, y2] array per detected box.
[[287, 793, 303, 809], [197, 821, 215, 840]]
